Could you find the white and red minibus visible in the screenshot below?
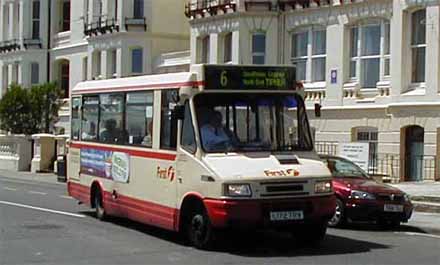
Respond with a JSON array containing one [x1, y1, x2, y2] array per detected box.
[[67, 64, 335, 249]]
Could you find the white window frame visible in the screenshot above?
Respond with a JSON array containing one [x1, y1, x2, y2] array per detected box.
[[410, 9, 426, 85], [349, 20, 390, 90], [290, 26, 327, 83], [251, 32, 266, 65]]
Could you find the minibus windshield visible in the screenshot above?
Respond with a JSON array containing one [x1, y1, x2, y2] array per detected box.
[[194, 93, 313, 153]]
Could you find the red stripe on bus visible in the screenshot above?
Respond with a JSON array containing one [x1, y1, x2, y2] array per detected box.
[[72, 81, 205, 95], [70, 142, 176, 161], [68, 181, 178, 231]]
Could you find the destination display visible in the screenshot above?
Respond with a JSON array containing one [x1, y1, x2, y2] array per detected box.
[[204, 65, 296, 90]]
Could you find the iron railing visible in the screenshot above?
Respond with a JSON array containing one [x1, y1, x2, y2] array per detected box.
[[84, 18, 120, 37], [0, 39, 21, 53], [185, 0, 237, 17], [315, 141, 439, 182]]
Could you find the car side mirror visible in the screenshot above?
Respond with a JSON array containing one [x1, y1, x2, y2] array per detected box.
[[314, 103, 321, 118], [172, 105, 185, 120]]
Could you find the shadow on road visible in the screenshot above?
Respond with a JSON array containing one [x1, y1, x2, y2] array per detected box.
[[80, 210, 390, 257]]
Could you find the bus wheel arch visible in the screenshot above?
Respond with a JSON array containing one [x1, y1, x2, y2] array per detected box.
[[179, 194, 215, 249], [90, 181, 106, 220]]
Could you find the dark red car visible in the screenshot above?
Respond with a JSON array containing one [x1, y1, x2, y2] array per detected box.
[[319, 155, 413, 228]]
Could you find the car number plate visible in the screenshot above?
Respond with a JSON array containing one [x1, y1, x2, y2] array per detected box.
[[384, 204, 404, 212], [270, 210, 304, 221]]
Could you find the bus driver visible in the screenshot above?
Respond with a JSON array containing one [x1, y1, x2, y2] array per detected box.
[[200, 110, 234, 151]]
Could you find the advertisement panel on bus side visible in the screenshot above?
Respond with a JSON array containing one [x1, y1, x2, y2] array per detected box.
[[80, 148, 130, 183]]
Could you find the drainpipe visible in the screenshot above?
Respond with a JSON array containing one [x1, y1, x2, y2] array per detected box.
[[46, 0, 52, 82]]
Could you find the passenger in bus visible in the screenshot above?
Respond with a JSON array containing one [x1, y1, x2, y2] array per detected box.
[[141, 121, 153, 146], [200, 110, 234, 151], [82, 122, 97, 140], [100, 119, 118, 143]]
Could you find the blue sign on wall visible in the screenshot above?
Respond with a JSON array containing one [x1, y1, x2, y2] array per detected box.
[[331, 69, 337, 84]]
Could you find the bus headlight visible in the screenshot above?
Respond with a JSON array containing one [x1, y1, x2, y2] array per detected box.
[[225, 184, 252, 197], [314, 180, 332, 194]]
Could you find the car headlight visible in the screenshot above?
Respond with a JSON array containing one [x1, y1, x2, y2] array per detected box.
[[404, 193, 411, 202], [224, 184, 252, 197], [314, 180, 333, 194], [350, 190, 375, 200]]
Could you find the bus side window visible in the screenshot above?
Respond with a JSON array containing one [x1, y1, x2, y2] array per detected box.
[[125, 91, 154, 147], [181, 101, 196, 153], [71, 97, 81, 140], [81, 96, 99, 141], [160, 90, 178, 150], [99, 94, 125, 144]]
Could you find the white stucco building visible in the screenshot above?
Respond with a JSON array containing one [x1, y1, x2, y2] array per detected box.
[[0, 0, 190, 131], [185, 0, 440, 182]]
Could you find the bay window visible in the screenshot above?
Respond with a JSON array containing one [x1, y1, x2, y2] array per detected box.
[[411, 9, 426, 83], [291, 28, 326, 82], [349, 20, 390, 89]]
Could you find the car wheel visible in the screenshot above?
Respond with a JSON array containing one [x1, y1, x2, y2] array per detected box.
[[328, 198, 345, 227], [186, 205, 215, 249]]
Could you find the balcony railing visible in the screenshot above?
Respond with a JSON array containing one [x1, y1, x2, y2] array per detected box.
[[185, 0, 237, 18], [0, 39, 21, 54], [84, 18, 120, 37], [124, 17, 147, 31], [23, 38, 42, 49], [278, 0, 331, 10]]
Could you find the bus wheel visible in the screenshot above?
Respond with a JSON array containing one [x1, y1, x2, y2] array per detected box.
[[186, 205, 214, 249], [94, 190, 106, 221]]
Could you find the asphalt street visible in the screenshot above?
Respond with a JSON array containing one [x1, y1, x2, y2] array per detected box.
[[0, 176, 439, 265]]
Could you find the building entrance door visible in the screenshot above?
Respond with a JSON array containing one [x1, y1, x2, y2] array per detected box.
[[404, 126, 424, 181]]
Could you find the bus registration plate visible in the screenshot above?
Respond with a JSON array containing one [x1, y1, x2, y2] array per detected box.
[[270, 210, 304, 221]]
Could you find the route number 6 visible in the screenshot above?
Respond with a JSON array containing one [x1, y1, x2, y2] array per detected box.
[[220, 71, 228, 87]]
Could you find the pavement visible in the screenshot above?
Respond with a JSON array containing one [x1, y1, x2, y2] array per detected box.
[[0, 169, 439, 236]]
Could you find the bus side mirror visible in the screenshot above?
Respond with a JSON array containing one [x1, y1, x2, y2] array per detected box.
[[314, 103, 321, 117], [172, 105, 185, 120]]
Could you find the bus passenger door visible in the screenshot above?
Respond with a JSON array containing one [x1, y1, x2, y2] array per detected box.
[[176, 101, 203, 205]]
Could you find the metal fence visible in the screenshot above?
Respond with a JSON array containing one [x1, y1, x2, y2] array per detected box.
[[315, 141, 438, 182]]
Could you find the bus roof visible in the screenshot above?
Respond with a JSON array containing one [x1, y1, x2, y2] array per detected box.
[[72, 72, 197, 95]]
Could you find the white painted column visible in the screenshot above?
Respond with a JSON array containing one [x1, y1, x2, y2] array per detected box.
[[0, 4, 4, 42], [101, 50, 109, 79], [324, 22, 346, 106], [390, 1, 410, 98], [190, 31, 198, 64], [209, 33, 218, 64], [87, 48, 93, 80], [8, 64, 14, 85], [117, 0, 125, 30], [425, 6, 440, 96], [232, 31, 240, 64], [8, 3, 15, 40], [116, 46, 130, 78]]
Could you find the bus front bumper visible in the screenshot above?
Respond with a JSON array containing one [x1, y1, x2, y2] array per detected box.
[[204, 195, 335, 229]]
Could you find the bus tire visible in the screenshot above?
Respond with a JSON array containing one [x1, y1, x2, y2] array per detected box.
[[186, 204, 215, 250], [93, 189, 106, 221]]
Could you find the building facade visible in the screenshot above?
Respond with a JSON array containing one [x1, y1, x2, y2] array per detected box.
[[186, 0, 440, 182], [0, 0, 190, 131]]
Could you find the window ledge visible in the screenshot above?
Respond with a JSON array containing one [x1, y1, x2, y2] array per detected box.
[[402, 88, 426, 96], [303, 81, 326, 90]]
